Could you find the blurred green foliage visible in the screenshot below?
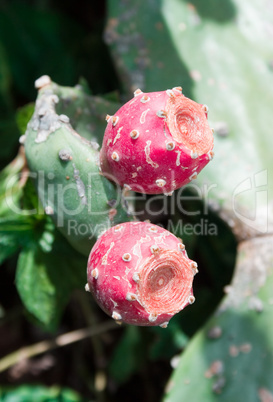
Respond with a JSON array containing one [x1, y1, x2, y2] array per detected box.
[[0, 0, 118, 169], [0, 384, 87, 401]]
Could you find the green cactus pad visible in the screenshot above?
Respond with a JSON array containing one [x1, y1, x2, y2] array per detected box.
[[164, 236, 273, 401], [24, 78, 132, 256]]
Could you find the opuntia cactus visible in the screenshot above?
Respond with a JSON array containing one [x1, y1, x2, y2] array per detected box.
[[24, 77, 132, 256], [100, 88, 214, 195], [86, 221, 197, 327]]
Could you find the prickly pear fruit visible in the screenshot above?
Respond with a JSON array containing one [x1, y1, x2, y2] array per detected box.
[[100, 88, 214, 194], [86, 221, 197, 327]]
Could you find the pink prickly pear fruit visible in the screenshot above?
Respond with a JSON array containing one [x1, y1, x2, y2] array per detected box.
[[100, 87, 214, 195], [86, 221, 198, 327]]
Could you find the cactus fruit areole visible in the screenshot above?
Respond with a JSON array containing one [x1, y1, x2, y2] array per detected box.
[[86, 221, 197, 327], [100, 88, 214, 194]]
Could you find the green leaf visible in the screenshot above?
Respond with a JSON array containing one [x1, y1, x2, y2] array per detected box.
[[149, 320, 189, 361], [0, 384, 87, 402], [0, 157, 46, 263], [16, 229, 87, 331], [0, 215, 34, 264], [0, 150, 25, 217]]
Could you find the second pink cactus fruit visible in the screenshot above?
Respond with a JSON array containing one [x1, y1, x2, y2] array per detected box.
[[86, 221, 197, 327]]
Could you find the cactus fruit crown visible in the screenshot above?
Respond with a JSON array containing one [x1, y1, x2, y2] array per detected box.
[[100, 87, 214, 195], [86, 221, 197, 327]]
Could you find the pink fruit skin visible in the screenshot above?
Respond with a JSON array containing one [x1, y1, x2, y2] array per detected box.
[[86, 221, 197, 327], [100, 88, 214, 194]]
